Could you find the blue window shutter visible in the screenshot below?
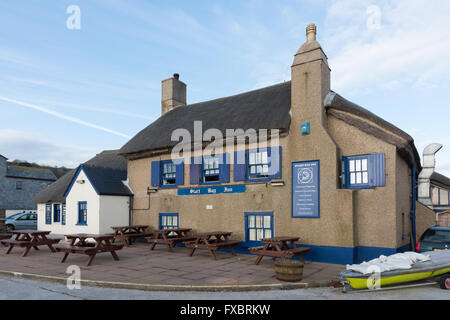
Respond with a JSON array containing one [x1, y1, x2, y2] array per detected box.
[[341, 157, 348, 189], [45, 204, 52, 224], [269, 146, 282, 179], [175, 160, 184, 185], [369, 153, 385, 187], [234, 151, 246, 181], [62, 204, 66, 225], [219, 154, 230, 183], [151, 161, 160, 186], [190, 157, 201, 185]]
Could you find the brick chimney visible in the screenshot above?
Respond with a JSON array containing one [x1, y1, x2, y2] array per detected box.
[[161, 73, 186, 115]]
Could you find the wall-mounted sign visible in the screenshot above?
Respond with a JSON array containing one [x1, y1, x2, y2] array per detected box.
[[292, 160, 320, 218], [301, 121, 310, 135], [178, 185, 246, 196]]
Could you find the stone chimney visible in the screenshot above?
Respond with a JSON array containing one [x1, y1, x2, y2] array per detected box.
[[291, 23, 330, 127], [161, 73, 186, 115]]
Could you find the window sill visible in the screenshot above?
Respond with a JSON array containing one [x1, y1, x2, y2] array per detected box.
[[158, 185, 180, 189], [345, 185, 374, 190], [76, 223, 88, 226]]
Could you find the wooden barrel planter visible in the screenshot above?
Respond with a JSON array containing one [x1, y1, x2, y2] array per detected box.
[[275, 259, 304, 282]]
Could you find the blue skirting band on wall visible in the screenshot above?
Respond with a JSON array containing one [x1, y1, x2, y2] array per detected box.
[[234, 243, 412, 265]]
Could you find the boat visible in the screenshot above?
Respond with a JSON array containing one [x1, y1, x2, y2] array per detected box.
[[340, 250, 450, 290]]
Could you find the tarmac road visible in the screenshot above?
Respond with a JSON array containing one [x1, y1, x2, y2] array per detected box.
[[0, 276, 448, 300]]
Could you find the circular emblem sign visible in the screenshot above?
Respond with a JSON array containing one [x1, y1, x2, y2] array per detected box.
[[298, 167, 313, 184]]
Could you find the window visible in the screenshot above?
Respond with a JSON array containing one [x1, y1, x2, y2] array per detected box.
[[248, 150, 270, 180], [162, 161, 177, 185], [45, 204, 52, 225], [53, 204, 61, 223], [16, 181, 23, 190], [159, 213, 178, 230], [62, 204, 66, 225], [245, 212, 273, 243], [439, 188, 449, 205], [78, 201, 87, 225], [342, 153, 385, 189], [17, 214, 31, 221], [203, 156, 220, 183], [151, 159, 184, 187], [349, 158, 369, 186], [190, 154, 230, 185], [234, 147, 282, 182]]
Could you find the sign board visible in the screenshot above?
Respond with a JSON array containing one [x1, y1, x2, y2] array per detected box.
[[178, 185, 246, 196], [292, 160, 320, 218]]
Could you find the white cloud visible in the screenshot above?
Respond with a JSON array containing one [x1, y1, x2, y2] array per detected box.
[[324, 0, 450, 93], [0, 130, 99, 168]]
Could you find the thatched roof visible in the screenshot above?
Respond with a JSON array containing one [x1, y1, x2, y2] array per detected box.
[[119, 81, 421, 170]]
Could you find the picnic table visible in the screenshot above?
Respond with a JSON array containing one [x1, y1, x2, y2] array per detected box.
[[55, 234, 124, 266], [249, 236, 311, 265], [146, 228, 196, 252], [0, 230, 59, 257], [111, 225, 152, 247], [184, 231, 241, 260]]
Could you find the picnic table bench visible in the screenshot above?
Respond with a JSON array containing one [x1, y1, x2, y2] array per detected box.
[[111, 225, 152, 247], [146, 228, 196, 252], [0, 230, 59, 257], [249, 236, 311, 265], [0, 234, 11, 246], [55, 234, 123, 266], [184, 231, 241, 260]]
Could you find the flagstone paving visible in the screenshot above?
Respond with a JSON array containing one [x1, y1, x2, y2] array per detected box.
[[0, 242, 345, 288]]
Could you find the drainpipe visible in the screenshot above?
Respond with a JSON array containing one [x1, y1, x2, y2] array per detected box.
[[418, 143, 443, 206], [410, 165, 417, 249]]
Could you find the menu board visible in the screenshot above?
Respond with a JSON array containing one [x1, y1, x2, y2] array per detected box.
[[292, 160, 320, 218]]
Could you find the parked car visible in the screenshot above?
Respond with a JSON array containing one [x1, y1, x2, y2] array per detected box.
[[5, 211, 37, 233], [416, 226, 450, 252]]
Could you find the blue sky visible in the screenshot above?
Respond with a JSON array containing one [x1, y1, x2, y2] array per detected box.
[[0, 0, 449, 176]]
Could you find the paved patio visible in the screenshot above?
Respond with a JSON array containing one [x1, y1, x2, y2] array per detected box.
[[0, 242, 345, 290]]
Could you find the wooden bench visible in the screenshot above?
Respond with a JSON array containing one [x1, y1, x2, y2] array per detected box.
[[54, 244, 99, 256], [146, 228, 195, 252], [111, 225, 153, 247], [1, 230, 59, 256], [0, 234, 11, 247], [185, 232, 240, 260], [249, 236, 311, 265], [250, 246, 311, 262], [56, 234, 124, 266]]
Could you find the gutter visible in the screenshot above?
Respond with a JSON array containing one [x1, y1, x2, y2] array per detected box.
[[411, 165, 417, 249]]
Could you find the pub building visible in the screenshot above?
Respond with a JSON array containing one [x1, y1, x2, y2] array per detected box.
[[119, 24, 438, 264]]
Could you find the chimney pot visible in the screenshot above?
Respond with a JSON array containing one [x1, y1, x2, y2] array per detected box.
[[306, 24, 317, 42], [173, 73, 179, 80]]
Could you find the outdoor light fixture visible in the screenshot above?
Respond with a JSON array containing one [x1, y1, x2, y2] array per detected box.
[[147, 187, 158, 194], [269, 181, 285, 187]]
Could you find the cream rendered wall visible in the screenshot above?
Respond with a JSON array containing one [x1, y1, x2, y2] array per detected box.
[[99, 195, 130, 234], [327, 115, 399, 249]]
